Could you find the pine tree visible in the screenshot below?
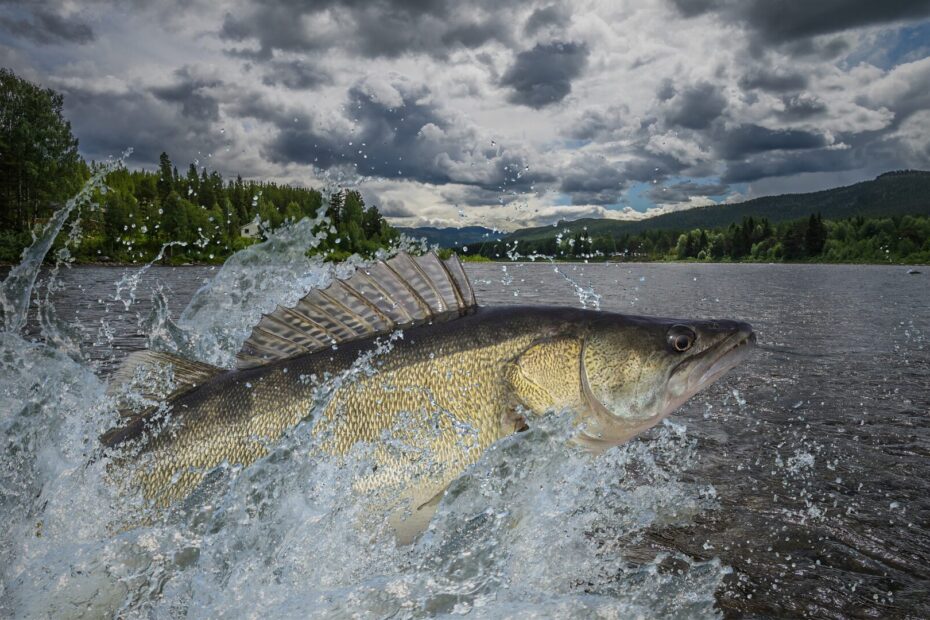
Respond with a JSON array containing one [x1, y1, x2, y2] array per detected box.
[[157, 153, 174, 204]]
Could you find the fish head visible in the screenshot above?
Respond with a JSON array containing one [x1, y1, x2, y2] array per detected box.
[[576, 314, 755, 448]]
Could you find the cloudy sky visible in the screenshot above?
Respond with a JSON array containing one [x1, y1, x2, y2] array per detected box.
[[2, 0, 930, 229]]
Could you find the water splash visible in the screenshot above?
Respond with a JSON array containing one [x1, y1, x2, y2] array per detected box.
[[0, 181, 727, 618], [0, 154, 126, 333], [554, 264, 603, 310], [113, 241, 188, 312]]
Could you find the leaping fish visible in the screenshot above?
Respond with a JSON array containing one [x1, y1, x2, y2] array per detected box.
[[102, 252, 755, 540]]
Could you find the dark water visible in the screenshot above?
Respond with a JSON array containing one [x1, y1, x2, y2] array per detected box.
[[6, 261, 930, 618]]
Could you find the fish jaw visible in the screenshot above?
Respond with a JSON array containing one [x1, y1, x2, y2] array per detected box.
[[663, 323, 756, 417]]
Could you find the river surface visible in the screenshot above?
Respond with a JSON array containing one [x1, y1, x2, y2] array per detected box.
[[2, 256, 928, 618]]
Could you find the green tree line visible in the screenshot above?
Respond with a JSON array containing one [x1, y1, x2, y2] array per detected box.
[[0, 68, 398, 264], [85, 153, 398, 264], [469, 213, 930, 264]]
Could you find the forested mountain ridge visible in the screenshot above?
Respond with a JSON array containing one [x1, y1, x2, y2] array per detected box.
[[506, 171, 930, 243], [396, 226, 503, 248]]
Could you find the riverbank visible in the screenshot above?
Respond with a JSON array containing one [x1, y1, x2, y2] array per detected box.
[[3, 257, 926, 269]]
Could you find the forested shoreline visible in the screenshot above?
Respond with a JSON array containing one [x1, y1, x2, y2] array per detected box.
[[465, 213, 930, 264]]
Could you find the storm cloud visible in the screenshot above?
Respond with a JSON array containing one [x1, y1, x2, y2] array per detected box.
[[219, 0, 518, 60], [716, 125, 829, 160], [1, 0, 929, 228], [259, 77, 552, 193], [501, 41, 589, 108], [670, 0, 930, 43], [647, 181, 729, 204], [0, 5, 93, 45], [663, 82, 727, 130], [151, 69, 222, 122], [261, 59, 332, 90]]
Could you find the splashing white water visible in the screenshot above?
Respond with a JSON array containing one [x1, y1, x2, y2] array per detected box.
[[554, 264, 603, 310], [0, 155, 125, 333], [0, 188, 728, 618]]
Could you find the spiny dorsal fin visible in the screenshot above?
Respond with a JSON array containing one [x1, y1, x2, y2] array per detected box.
[[236, 251, 477, 369], [108, 350, 224, 415]]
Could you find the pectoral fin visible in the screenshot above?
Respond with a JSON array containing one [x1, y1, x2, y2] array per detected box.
[[389, 485, 449, 545]]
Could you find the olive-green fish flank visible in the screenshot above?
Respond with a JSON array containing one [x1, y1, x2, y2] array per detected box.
[[104, 304, 755, 539]]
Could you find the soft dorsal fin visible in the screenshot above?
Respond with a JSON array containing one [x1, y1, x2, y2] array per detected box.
[[108, 350, 225, 415], [236, 252, 477, 369]]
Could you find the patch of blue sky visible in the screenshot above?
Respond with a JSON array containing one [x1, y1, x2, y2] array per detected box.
[[552, 192, 573, 206], [620, 182, 654, 212], [608, 176, 740, 212], [843, 20, 930, 70]]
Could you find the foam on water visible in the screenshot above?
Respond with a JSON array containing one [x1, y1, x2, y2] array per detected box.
[[0, 190, 729, 618]]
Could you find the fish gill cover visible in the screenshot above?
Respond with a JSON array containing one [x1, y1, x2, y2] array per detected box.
[[0, 176, 728, 618]]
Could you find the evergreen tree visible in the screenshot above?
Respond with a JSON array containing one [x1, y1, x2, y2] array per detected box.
[[0, 68, 84, 231], [161, 190, 189, 243], [805, 213, 827, 256], [157, 153, 174, 204]]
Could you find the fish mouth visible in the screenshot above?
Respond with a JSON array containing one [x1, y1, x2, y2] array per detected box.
[[692, 328, 756, 389], [665, 325, 755, 414]]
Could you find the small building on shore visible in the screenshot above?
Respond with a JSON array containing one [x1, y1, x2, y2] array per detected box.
[[240, 216, 262, 239]]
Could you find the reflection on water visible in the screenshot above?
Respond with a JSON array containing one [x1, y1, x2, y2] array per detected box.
[[1, 259, 928, 618]]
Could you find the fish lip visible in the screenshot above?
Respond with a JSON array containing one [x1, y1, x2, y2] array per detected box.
[[670, 326, 756, 390], [696, 331, 754, 386]]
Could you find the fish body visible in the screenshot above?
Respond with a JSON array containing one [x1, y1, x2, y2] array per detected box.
[[104, 254, 755, 538]]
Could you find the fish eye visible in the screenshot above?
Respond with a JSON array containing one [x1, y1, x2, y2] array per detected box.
[[667, 325, 696, 353]]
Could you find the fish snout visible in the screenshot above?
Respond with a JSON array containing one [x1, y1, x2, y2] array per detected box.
[[700, 319, 755, 344], [736, 321, 755, 346], [727, 321, 756, 354]]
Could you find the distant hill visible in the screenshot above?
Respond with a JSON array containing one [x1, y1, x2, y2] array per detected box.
[[504, 170, 930, 243], [397, 225, 503, 247]]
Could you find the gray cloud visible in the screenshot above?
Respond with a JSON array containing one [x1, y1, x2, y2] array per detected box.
[[61, 85, 225, 168], [219, 0, 517, 60], [670, 0, 930, 43], [379, 198, 416, 217], [501, 41, 589, 108], [151, 69, 222, 122], [559, 155, 626, 204], [716, 124, 828, 159], [564, 104, 628, 141], [656, 79, 677, 101], [261, 59, 331, 90], [664, 82, 727, 129], [739, 67, 808, 92], [0, 6, 94, 45], [524, 4, 571, 35], [647, 181, 729, 203], [723, 147, 859, 182], [778, 94, 828, 120], [5, 0, 930, 228], [258, 78, 552, 192]]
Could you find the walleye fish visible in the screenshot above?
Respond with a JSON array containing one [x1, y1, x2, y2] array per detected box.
[[103, 252, 755, 539]]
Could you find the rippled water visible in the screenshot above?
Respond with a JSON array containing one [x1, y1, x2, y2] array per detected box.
[[2, 250, 928, 618]]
